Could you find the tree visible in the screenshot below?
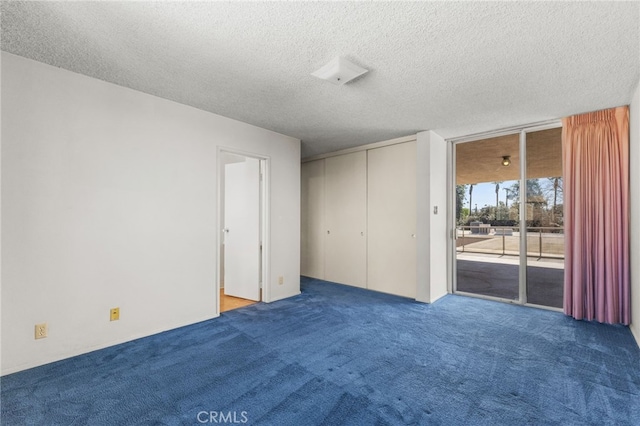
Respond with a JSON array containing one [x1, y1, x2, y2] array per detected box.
[[507, 179, 543, 202], [493, 182, 500, 220], [456, 184, 467, 222], [552, 178, 560, 221], [541, 177, 563, 222]]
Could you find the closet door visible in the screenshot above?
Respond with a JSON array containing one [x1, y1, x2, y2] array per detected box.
[[301, 159, 325, 279], [367, 142, 417, 298], [324, 151, 367, 288]]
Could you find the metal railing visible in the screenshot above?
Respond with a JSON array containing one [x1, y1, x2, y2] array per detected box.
[[456, 226, 564, 259]]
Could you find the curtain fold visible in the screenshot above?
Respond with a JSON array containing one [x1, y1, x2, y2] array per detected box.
[[562, 106, 629, 324]]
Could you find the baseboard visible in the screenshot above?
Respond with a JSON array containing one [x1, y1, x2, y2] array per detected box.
[[1, 313, 218, 376], [266, 291, 301, 303], [429, 291, 448, 304]]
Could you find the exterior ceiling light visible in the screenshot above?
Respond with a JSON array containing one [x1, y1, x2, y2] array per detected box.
[[502, 156, 511, 166], [311, 56, 368, 85]]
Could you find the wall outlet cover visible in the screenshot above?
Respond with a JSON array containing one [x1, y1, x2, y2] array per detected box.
[[110, 307, 120, 321], [35, 323, 48, 339]]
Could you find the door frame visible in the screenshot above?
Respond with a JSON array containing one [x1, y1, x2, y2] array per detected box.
[[448, 120, 563, 311], [216, 147, 270, 316]]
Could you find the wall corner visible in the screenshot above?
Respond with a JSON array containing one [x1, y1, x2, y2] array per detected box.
[[629, 79, 640, 347], [416, 131, 449, 303]]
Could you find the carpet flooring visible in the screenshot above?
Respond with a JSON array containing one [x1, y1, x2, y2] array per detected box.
[[2, 277, 639, 425]]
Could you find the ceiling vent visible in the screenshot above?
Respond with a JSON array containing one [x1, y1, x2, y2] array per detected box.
[[311, 57, 368, 85]]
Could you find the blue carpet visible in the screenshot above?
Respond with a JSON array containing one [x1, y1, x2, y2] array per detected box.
[[2, 277, 639, 425]]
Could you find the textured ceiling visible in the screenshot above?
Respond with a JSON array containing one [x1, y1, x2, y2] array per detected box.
[[2, 1, 639, 158]]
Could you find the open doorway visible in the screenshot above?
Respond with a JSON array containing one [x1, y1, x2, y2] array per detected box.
[[218, 150, 268, 313]]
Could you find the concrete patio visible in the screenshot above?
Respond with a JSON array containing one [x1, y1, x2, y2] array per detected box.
[[456, 228, 564, 308], [456, 252, 564, 309]]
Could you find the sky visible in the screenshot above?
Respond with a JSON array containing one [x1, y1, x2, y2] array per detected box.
[[464, 181, 518, 212]]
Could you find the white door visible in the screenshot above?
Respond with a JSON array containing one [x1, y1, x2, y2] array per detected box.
[[367, 142, 417, 298], [301, 159, 326, 279], [224, 157, 261, 301], [324, 151, 367, 288]]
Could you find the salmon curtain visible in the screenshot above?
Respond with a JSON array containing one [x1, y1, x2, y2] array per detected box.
[[562, 106, 630, 324]]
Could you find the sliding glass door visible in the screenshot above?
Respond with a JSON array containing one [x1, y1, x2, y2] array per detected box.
[[524, 128, 564, 308], [455, 133, 521, 301], [453, 124, 564, 309]]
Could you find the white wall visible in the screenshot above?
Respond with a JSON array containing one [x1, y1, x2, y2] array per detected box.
[[0, 51, 3, 373], [416, 131, 448, 303], [1, 52, 301, 374], [630, 81, 640, 347]]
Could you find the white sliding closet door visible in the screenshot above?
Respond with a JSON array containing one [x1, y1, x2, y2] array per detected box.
[[301, 159, 325, 279], [324, 151, 367, 288], [367, 142, 417, 298]]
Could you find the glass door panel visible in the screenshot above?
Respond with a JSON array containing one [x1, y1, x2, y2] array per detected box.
[[455, 134, 521, 301], [525, 128, 564, 308]]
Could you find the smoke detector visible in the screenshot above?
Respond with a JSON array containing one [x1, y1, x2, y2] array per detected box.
[[311, 57, 368, 85]]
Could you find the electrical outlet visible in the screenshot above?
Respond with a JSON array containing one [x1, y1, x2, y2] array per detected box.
[[278, 276, 284, 285], [110, 307, 120, 321], [35, 323, 48, 339]]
